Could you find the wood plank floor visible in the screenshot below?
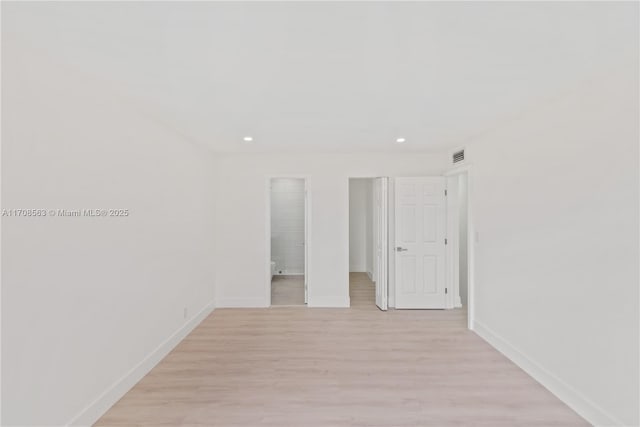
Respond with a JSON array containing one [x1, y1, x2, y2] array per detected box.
[[271, 275, 305, 306], [95, 273, 587, 426]]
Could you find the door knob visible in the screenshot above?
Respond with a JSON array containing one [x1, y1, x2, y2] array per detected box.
[[396, 247, 408, 252]]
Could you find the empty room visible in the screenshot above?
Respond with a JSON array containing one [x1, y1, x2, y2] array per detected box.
[[1, 2, 638, 427]]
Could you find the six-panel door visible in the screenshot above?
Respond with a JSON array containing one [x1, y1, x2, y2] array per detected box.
[[394, 177, 447, 309]]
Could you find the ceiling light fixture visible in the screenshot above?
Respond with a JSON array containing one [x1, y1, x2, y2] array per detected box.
[[395, 137, 406, 144], [243, 136, 254, 142]]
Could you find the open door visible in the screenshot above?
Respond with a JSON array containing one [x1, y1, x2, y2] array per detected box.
[[374, 177, 388, 311], [394, 177, 447, 309], [304, 187, 309, 304]]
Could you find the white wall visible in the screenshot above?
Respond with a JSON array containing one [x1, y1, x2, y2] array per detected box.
[[271, 178, 305, 275], [349, 179, 371, 273], [215, 153, 447, 308], [466, 60, 639, 426], [1, 36, 217, 425]]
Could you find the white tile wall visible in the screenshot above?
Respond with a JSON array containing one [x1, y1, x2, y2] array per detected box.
[[271, 178, 305, 275]]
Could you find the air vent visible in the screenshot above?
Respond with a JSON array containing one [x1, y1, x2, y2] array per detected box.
[[453, 149, 465, 164]]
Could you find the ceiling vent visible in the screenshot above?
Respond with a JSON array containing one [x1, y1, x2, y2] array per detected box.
[[452, 149, 465, 164]]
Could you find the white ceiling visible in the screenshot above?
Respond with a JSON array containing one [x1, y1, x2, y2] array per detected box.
[[3, 2, 638, 153]]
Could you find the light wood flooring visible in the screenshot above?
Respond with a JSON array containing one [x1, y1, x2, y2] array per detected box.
[[271, 275, 305, 306], [95, 272, 587, 426], [349, 271, 376, 308]]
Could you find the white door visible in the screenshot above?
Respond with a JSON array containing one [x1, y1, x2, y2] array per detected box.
[[304, 188, 309, 304], [374, 177, 389, 311], [395, 177, 447, 309]]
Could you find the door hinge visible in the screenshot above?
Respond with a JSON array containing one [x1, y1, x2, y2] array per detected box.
[[445, 238, 448, 245], [445, 288, 448, 294], [445, 189, 448, 196]]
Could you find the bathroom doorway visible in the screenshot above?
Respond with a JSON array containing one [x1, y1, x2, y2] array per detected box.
[[267, 178, 308, 306]]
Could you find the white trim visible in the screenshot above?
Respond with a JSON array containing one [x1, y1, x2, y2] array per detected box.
[[387, 178, 396, 308], [445, 175, 459, 310], [217, 297, 267, 308], [444, 164, 475, 330], [67, 302, 215, 426], [375, 176, 389, 311], [444, 164, 473, 177], [474, 320, 621, 427], [304, 188, 311, 304], [265, 178, 271, 306], [266, 176, 310, 308], [308, 296, 350, 308]]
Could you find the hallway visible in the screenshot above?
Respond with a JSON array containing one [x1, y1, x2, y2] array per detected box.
[[349, 272, 376, 308]]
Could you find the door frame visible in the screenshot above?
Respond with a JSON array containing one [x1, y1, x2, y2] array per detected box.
[[347, 176, 390, 308], [265, 176, 310, 307], [374, 177, 389, 310], [444, 165, 475, 330]]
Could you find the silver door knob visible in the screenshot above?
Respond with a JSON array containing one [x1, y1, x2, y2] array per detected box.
[[396, 247, 408, 252]]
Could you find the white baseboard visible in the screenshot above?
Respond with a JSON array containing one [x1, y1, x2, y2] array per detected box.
[[309, 295, 350, 308], [349, 266, 366, 273], [473, 319, 622, 427], [455, 295, 462, 308], [218, 295, 350, 308], [67, 302, 215, 426], [216, 297, 267, 308]]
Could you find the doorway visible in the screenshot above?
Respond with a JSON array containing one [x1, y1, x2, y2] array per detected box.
[[269, 178, 308, 306], [445, 166, 474, 330], [348, 177, 388, 310]]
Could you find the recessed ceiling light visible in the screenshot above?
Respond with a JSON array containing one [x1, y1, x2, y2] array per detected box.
[[243, 136, 254, 142], [395, 137, 406, 144]]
